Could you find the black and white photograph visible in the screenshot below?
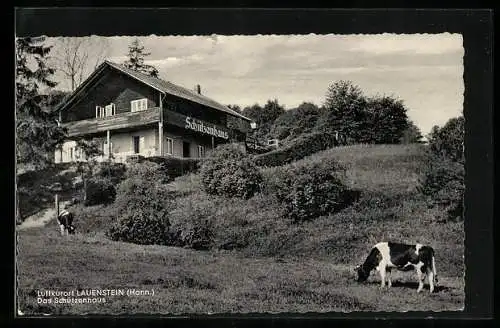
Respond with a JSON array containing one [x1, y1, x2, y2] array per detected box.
[[15, 10, 477, 316]]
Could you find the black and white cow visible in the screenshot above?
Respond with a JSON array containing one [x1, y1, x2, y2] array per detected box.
[[57, 208, 75, 236], [355, 242, 438, 293]]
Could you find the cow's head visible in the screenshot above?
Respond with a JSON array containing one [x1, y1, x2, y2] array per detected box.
[[355, 264, 370, 283]]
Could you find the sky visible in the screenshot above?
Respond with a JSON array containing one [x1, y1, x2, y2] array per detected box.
[[45, 33, 463, 135]]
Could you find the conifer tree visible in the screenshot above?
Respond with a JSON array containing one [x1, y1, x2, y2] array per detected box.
[[16, 36, 66, 170], [16, 36, 67, 222], [123, 38, 159, 77]]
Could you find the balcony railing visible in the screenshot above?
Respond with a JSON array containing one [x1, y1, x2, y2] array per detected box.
[[63, 107, 161, 137]]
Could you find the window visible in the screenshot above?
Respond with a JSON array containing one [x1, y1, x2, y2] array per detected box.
[[131, 98, 148, 112], [198, 145, 205, 158], [166, 138, 173, 155], [95, 106, 105, 118], [105, 103, 116, 117], [69, 147, 73, 161]]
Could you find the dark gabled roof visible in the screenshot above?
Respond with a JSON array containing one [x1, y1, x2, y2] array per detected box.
[[57, 60, 251, 122]]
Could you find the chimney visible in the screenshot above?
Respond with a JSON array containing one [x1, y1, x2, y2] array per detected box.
[[195, 84, 201, 94]]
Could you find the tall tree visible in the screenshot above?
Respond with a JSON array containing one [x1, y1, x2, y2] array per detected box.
[[52, 37, 110, 91], [419, 116, 464, 221], [427, 116, 465, 163], [123, 38, 159, 77], [16, 36, 67, 170], [270, 102, 321, 141], [316, 80, 367, 143], [242, 103, 263, 124], [363, 95, 409, 144], [16, 36, 67, 222], [242, 99, 285, 142]]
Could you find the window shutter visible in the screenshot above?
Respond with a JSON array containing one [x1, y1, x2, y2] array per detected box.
[[139, 136, 145, 153]]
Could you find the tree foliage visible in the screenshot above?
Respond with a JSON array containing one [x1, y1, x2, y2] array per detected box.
[[316, 80, 367, 142], [16, 36, 67, 170], [123, 38, 159, 77], [270, 102, 322, 142], [419, 116, 464, 221], [242, 99, 286, 142], [362, 96, 409, 144], [313, 80, 410, 145], [400, 120, 424, 144], [427, 116, 465, 163]]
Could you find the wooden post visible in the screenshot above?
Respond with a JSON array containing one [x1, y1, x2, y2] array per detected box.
[[159, 122, 163, 156], [107, 130, 111, 160], [159, 92, 164, 156], [211, 136, 215, 150], [55, 194, 59, 220]]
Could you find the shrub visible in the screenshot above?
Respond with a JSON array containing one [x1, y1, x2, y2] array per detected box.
[[200, 143, 262, 199], [84, 177, 116, 206], [419, 157, 464, 221], [96, 162, 127, 185], [106, 162, 173, 245], [168, 192, 288, 253], [254, 131, 340, 167], [263, 158, 350, 222], [67, 203, 118, 233], [168, 193, 216, 250]]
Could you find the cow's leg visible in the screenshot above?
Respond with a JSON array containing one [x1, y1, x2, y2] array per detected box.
[[379, 265, 386, 288], [416, 263, 425, 293], [59, 224, 65, 236], [386, 268, 392, 288], [427, 267, 435, 293]]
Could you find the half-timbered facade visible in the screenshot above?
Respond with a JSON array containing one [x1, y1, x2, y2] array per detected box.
[[54, 60, 252, 163]]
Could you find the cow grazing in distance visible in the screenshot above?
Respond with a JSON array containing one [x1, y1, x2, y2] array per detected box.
[[355, 242, 438, 293], [57, 208, 75, 236]]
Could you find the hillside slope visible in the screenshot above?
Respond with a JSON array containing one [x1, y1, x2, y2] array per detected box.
[[16, 144, 465, 315]]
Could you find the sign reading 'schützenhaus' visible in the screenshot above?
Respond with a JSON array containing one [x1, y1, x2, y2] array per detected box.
[[185, 117, 229, 140]]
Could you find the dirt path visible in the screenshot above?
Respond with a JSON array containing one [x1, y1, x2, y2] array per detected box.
[[17, 208, 56, 230], [17, 201, 71, 230]]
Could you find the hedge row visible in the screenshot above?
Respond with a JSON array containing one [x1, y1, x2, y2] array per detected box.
[[253, 131, 340, 167]]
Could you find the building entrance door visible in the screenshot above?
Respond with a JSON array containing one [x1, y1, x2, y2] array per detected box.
[[133, 136, 141, 154], [183, 141, 190, 158]]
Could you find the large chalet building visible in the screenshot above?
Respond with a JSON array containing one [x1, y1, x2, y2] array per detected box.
[[54, 60, 252, 163]]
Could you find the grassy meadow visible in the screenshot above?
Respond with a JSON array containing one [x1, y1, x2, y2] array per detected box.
[[16, 144, 465, 315]]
